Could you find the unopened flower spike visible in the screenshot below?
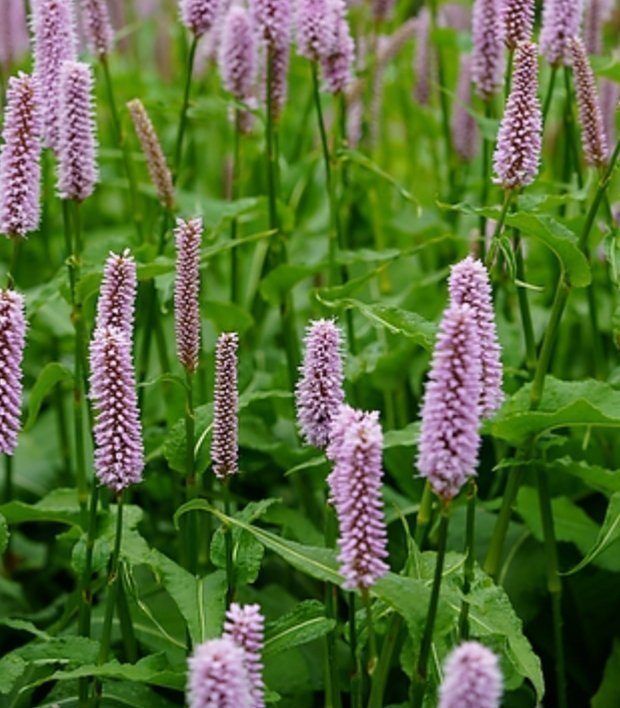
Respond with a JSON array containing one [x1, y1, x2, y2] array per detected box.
[[174, 217, 203, 374], [0, 290, 27, 456], [211, 332, 239, 479]]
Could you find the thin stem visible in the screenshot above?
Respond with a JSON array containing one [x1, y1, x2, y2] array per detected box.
[[324, 503, 342, 708], [6, 238, 19, 289], [478, 101, 493, 256], [458, 480, 477, 639], [223, 480, 235, 605], [311, 62, 338, 286], [265, 46, 279, 239], [542, 66, 558, 125], [361, 589, 378, 677], [174, 35, 199, 180], [485, 189, 514, 268], [93, 493, 124, 704], [414, 481, 433, 547], [183, 371, 197, 574], [537, 465, 567, 708], [231, 111, 241, 304], [63, 200, 88, 529], [350, 592, 363, 708], [367, 613, 402, 708], [116, 564, 138, 663], [562, 67, 584, 190], [514, 232, 537, 374], [4, 455, 12, 503], [412, 505, 450, 708], [100, 56, 143, 242], [77, 484, 99, 704]]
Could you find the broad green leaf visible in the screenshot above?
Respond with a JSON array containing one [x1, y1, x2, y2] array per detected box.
[[563, 492, 620, 575], [263, 600, 336, 657], [590, 56, 620, 82], [492, 377, 620, 445], [550, 457, 620, 496], [0, 488, 83, 528], [25, 363, 73, 431]]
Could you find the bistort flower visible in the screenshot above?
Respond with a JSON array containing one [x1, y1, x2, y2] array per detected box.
[[224, 603, 265, 708], [174, 218, 203, 374], [449, 256, 503, 417], [81, 0, 114, 56], [295, 319, 345, 449], [471, 0, 504, 99], [187, 637, 253, 708], [95, 250, 137, 338], [0, 73, 42, 238], [0, 290, 26, 455], [417, 304, 482, 500], [540, 0, 584, 66], [439, 641, 503, 708], [211, 332, 239, 479], [327, 404, 389, 590], [493, 41, 542, 189], [57, 61, 99, 201]]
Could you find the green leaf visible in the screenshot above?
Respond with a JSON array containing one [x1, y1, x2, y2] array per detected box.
[[263, 600, 336, 657], [593, 640, 620, 708], [445, 203, 591, 287], [550, 457, 620, 496], [202, 300, 254, 334], [319, 299, 437, 350], [492, 377, 620, 446], [0, 488, 83, 528], [563, 492, 620, 575], [25, 363, 73, 431]]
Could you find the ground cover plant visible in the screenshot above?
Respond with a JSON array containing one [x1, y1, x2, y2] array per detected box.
[[0, 0, 619, 705]]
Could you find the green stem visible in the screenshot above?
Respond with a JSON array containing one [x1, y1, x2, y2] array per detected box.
[[231, 111, 241, 304], [311, 62, 338, 286], [367, 613, 402, 708], [361, 589, 378, 677], [265, 45, 279, 238], [485, 189, 514, 268], [458, 480, 477, 639], [116, 564, 138, 663], [6, 238, 19, 289], [174, 35, 198, 180], [478, 101, 493, 256], [183, 371, 197, 574], [63, 200, 88, 529], [350, 592, 363, 708], [537, 465, 567, 708], [324, 504, 342, 708], [414, 481, 433, 547], [100, 56, 143, 242], [412, 505, 450, 708], [77, 484, 99, 704], [4, 455, 12, 504], [93, 494, 124, 704], [563, 67, 584, 190], [514, 232, 537, 374], [542, 66, 558, 126], [223, 480, 235, 605]]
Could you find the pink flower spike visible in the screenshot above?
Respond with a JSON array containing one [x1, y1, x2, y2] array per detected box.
[[57, 61, 99, 202], [0, 290, 27, 456], [180, 0, 222, 37], [296, 319, 345, 449], [502, 0, 535, 50], [0, 73, 43, 239], [0, 0, 30, 69], [417, 304, 482, 501], [218, 5, 258, 104], [95, 250, 138, 338], [540, 0, 584, 66], [89, 326, 144, 493], [32, 0, 78, 152], [174, 217, 203, 374], [187, 636, 253, 708], [471, 0, 505, 99], [224, 603, 266, 707], [439, 641, 503, 708], [451, 54, 479, 162], [449, 256, 504, 417], [211, 332, 239, 479], [327, 405, 389, 590], [320, 0, 355, 95], [81, 0, 114, 56]]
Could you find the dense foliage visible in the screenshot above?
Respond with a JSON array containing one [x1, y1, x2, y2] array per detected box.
[[0, 0, 619, 706]]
